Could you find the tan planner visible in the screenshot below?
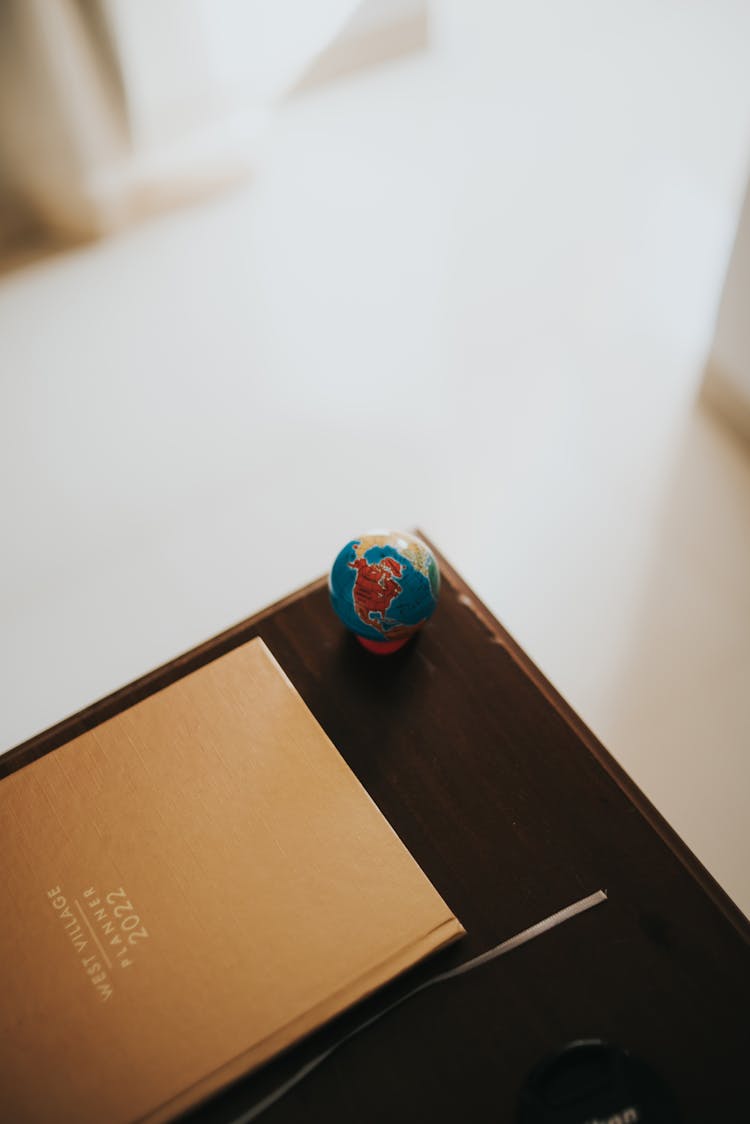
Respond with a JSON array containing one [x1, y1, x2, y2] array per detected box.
[[0, 638, 464, 1124]]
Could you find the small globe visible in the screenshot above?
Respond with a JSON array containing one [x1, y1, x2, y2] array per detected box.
[[329, 530, 440, 653]]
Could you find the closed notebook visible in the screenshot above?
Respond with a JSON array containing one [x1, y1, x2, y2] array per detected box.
[[1, 638, 464, 1124]]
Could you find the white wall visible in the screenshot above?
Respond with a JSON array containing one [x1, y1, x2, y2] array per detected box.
[[0, 0, 361, 241], [705, 175, 750, 439]]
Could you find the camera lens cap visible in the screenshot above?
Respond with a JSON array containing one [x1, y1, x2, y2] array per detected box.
[[516, 1039, 680, 1123]]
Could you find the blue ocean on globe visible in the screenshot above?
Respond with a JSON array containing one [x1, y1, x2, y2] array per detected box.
[[329, 533, 440, 642]]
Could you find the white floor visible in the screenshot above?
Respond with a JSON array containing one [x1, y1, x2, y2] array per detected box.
[[2, 1, 750, 915]]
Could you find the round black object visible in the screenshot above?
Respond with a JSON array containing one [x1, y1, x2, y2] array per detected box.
[[516, 1039, 680, 1123]]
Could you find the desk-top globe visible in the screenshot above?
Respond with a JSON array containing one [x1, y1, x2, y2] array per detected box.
[[329, 530, 440, 654]]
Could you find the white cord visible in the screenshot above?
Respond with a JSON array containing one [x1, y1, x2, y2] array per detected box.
[[228, 889, 607, 1123]]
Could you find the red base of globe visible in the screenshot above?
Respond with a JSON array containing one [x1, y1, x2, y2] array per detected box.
[[356, 634, 411, 655]]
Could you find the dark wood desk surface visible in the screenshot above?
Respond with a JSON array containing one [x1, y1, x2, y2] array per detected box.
[[5, 539, 748, 1123]]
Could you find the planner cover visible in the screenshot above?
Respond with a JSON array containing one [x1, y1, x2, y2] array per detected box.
[[0, 638, 464, 1124]]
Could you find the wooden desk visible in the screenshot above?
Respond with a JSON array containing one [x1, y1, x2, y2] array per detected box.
[[5, 539, 748, 1123]]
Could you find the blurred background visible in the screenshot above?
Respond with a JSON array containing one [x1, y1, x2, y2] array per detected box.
[[1, 0, 749, 914]]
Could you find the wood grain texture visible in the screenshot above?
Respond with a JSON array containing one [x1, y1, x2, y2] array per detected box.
[[4, 539, 749, 1124]]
